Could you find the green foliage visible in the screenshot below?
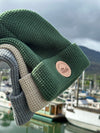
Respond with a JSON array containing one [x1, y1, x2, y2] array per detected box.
[[2, 76, 8, 81], [84, 74, 100, 89]]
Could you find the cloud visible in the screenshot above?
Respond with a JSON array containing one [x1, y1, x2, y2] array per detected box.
[[72, 38, 100, 52], [0, 0, 100, 51]]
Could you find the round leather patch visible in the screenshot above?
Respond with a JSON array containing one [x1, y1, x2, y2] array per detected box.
[[56, 61, 71, 77]]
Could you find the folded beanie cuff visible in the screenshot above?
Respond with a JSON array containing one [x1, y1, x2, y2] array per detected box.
[[19, 74, 49, 112], [31, 44, 90, 101], [10, 91, 33, 125]]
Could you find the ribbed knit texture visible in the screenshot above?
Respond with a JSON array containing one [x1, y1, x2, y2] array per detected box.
[[0, 44, 28, 77], [0, 49, 33, 125], [11, 91, 33, 126], [0, 48, 33, 125], [19, 74, 49, 112], [0, 9, 71, 70], [0, 49, 20, 95], [0, 9, 89, 101], [31, 44, 89, 100], [0, 44, 49, 113]]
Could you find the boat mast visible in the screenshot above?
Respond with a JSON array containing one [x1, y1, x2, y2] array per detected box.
[[76, 71, 85, 107], [82, 71, 85, 90], [76, 77, 80, 107]]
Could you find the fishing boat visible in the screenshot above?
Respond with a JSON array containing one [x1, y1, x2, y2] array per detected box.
[[65, 72, 100, 132], [33, 100, 66, 123], [65, 101, 100, 132], [0, 92, 12, 109]]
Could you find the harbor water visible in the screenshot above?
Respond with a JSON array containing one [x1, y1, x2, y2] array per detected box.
[[0, 108, 95, 133]]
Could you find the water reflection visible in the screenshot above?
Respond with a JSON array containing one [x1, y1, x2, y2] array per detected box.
[[65, 123, 95, 133], [0, 107, 13, 127], [0, 106, 66, 133], [24, 119, 65, 133], [0, 106, 96, 133]]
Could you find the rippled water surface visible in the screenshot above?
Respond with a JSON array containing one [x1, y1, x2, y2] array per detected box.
[[0, 107, 95, 133]]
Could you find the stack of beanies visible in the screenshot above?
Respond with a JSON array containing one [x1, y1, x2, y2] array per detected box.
[[0, 48, 34, 125], [0, 9, 89, 125]]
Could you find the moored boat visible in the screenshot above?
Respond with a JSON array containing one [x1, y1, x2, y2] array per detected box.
[[65, 104, 100, 132], [0, 92, 12, 109], [65, 72, 100, 132], [33, 100, 66, 123]]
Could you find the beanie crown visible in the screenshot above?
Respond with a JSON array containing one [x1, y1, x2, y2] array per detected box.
[[0, 9, 71, 52]]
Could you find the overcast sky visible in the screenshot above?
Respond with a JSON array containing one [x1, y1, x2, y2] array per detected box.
[[0, 0, 100, 52]]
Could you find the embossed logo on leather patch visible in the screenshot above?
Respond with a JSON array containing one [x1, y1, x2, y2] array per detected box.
[[56, 61, 71, 77]]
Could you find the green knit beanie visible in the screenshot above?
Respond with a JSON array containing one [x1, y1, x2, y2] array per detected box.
[[0, 9, 89, 101]]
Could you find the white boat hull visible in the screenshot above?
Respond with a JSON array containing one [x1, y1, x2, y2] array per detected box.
[[65, 108, 100, 132], [0, 99, 11, 109], [0, 92, 12, 109], [67, 118, 100, 132]]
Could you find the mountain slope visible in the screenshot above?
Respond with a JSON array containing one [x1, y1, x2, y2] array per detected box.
[[80, 46, 100, 74]]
